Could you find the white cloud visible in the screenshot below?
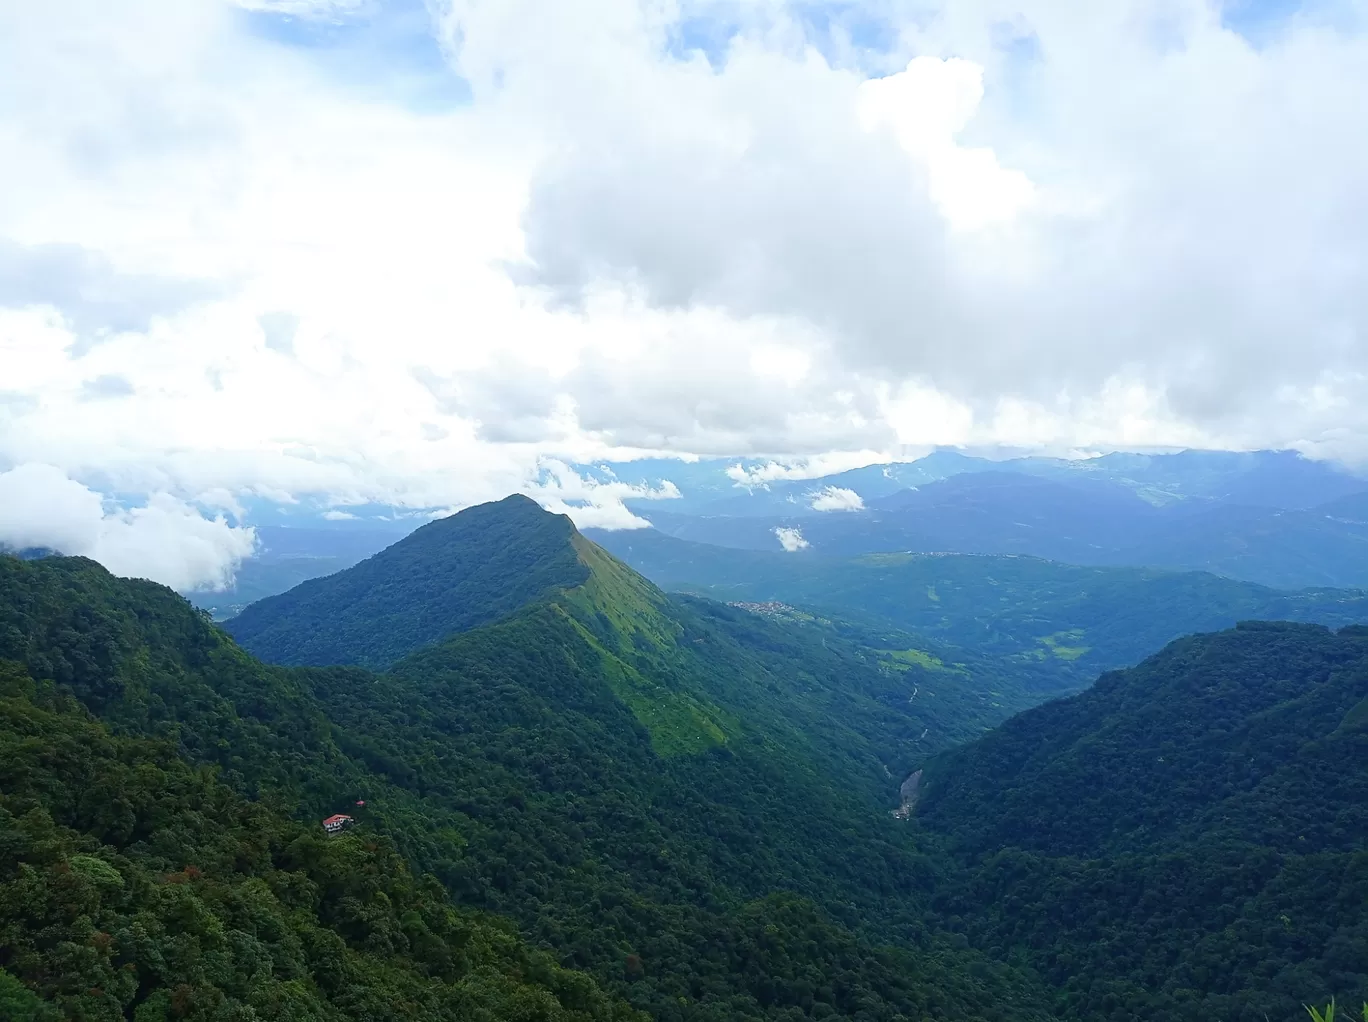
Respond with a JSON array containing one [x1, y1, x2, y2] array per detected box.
[[543, 499, 652, 531], [856, 57, 1036, 230], [0, 463, 257, 590], [809, 485, 864, 512], [527, 459, 676, 530], [321, 509, 358, 520], [2, 0, 1368, 520], [726, 452, 889, 487], [774, 526, 809, 552], [232, 0, 372, 19]]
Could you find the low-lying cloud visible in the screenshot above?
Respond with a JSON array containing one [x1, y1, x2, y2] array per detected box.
[[0, 463, 257, 591], [809, 486, 864, 512], [774, 526, 809, 552]]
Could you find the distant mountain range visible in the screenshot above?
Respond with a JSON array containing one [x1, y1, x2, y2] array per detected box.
[[634, 468, 1368, 590], [188, 448, 1368, 616]]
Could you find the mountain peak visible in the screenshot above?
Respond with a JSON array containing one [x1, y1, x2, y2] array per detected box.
[[227, 494, 595, 668]]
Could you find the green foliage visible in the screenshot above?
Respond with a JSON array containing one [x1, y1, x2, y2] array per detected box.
[[0, 551, 1060, 1022], [12, 489, 1367, 1022], [916, 622, 1368, 1021], [0, 657, 641, 1022], [1306, 1001, 1368, 1022]]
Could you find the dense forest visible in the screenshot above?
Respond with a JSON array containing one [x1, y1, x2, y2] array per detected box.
[[0, 657, 642, 1022], [4, 496, 1367, 1021], [917, 621, 1368, 1020], [0, 550, 1059, 1021]]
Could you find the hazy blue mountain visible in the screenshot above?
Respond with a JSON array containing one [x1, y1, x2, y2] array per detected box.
[[1116, 501, 1368, 588], [180, 450, 1368, 614], [619, 447, 1366, 517], [637, 472, 1167, 558], [623, 470, 1368, 589]]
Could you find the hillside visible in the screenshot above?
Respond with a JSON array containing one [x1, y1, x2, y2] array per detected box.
[[0, 536, 1061, 1021], [915, 622, 1368, 1020], [227, 494, 589, 667], [0, 656, 642, 1022], [586, 527, 1368, 680]]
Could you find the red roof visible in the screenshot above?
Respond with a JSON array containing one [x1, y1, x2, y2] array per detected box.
[[322, 814, 352, 826]]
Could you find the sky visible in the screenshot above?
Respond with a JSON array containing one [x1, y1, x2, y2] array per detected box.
[[3, 0, 1368, 588]]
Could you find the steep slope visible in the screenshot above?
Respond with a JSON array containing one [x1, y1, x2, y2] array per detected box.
[[587, 526, 1368, 681], [0, 659, 641, 1022], [227, 494, 588, 667], [916, 622, 1368, 1020], [190, 522, 416, 620], [0, 546, 1061, 1022]]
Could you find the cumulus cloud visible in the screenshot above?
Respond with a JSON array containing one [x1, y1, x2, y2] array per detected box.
[[527, 459, 676, 530], [0, 238, 221, 349], [0, 464, 257, 590], [774, 526, 809, 552], [809, 486, 864, 512], [727, 452, 889, 488], [3, 0, 1368, 521], [856, 57, 1036, 230]]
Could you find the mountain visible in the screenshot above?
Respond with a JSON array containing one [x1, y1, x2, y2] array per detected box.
[[181, 450, 1368, 614], [633, 472, 1155, 557], [625, 470, 1368, 590], [1115, 501, 1368, 589], [0, 580, 641, 1022], [189, 521, 416, 620], [913, 621, 1368, 1020], [227, 495, 589, 667], [615, 448, 1366, 518], [0, 512, 1064, 1021], [6, 494, 1366, 1019], [586, 526, 1368, 681]]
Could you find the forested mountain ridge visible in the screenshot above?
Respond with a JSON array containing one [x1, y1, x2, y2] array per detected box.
[[0, 539, 1062, 1021], [227, 494, 590, 668], [915, 621, 1368, 1020]]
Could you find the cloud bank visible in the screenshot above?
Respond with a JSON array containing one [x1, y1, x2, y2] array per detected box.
[[0, 464, 257, 590], [3, 0, 1368, 581], [809, 486, 865, 512]]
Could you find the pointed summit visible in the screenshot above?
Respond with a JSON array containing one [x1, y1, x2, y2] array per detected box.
[[227, 494, 592, 667]]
